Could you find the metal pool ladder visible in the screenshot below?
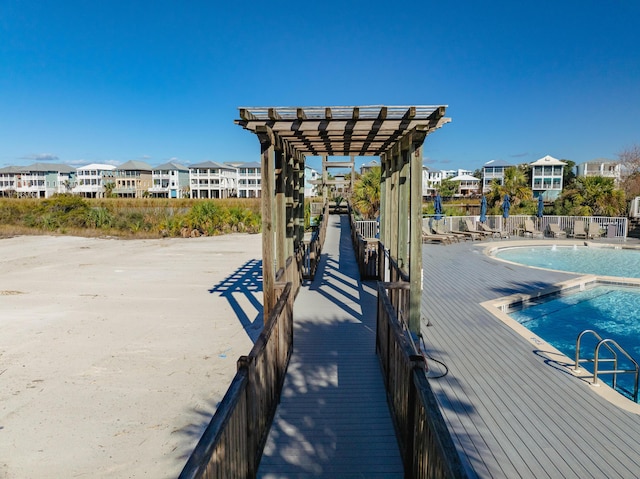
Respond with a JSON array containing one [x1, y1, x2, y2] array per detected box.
[[574, 329, 640, 403]]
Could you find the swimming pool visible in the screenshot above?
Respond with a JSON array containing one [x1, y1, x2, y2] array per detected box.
[[509, 284, 640, 400], [495, 245, 640, 278]]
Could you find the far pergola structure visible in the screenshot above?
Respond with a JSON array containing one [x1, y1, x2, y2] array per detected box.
[[236, 105, 450, 331]]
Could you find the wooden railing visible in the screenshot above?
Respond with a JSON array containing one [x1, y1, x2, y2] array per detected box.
[[349, 213, 380, 280], [178, 282, 294, 479], [377, 282, 468, 479], [302, 203, 329, 280]]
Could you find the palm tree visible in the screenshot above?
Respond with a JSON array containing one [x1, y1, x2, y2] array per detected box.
[[352, 166, 380, 219], [487, 166, 532, 212]]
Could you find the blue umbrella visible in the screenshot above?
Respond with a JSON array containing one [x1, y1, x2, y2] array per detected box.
[[537, 194, 544, 218], [479, 196, 487, 223], [502, 194, 511, 219], [434, 194, 443, 220]]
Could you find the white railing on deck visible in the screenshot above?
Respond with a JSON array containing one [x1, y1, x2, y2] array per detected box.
[[355, 220, 379, 239], [424, 215, 628, 238]]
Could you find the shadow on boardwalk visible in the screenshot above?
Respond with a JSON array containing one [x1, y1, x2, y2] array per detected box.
[[259, 214, 404, 478]]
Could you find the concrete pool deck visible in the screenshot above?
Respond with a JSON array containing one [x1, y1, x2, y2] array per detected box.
[[421, 237, 640, 478], [0, 234, 262, 478]]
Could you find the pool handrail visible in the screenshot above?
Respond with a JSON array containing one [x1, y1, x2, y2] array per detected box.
[[593, 338, 640, 403], [575, 329, 640, 403]]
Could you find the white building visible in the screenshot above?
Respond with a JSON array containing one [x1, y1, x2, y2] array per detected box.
[[73, 163, 116, 198], [0, 166, 21, 197], [359, 159, 379, 176], [189, 161, 237, 199], [530, 155, 567, 201], [150, 161, 190, 198], [233, 161, 262, 198], [304, 166, 319, 197], [449, 174, 480, 197], [482, 160, 511, 193], [576, 159, 621, 185]]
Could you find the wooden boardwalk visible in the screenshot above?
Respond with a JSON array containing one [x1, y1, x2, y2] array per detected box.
[[421, 239, 640, 478], [258, 215, 403, 478]]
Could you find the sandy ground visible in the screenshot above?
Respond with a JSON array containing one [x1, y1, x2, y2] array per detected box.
[[0, 234, 263, 478]]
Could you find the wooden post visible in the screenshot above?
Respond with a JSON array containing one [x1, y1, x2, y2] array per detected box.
[[258, 126, 276, 322], [322, 155, 328, 204], [398, 148, 409, 272], [275, 149, 286, 275], [390, 146, 400, 276], [409, 134, 426, 333]]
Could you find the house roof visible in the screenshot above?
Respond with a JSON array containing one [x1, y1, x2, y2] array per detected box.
[[237, 161, 261, 168], [21, 163, 76, 173], [450, 174, 480, 182], [189, 161, 236, 171], [117, 160, 153, 171], [530, 155, 566, 166], [483, 160, 511, 168], [77, 163, 117, 171], [236, 105, 450, 157], [154, 161, 189, 171]]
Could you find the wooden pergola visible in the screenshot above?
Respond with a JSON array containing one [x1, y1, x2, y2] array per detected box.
[[236, 105, 450, 331]]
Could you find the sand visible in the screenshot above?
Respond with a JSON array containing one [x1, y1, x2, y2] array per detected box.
[[0, 234, 263, 478]]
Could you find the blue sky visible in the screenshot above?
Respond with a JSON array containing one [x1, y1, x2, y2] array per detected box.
[[1, 1, 638, 173]]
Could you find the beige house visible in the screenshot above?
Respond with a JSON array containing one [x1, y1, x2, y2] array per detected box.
[[112, 160, 153, 198]]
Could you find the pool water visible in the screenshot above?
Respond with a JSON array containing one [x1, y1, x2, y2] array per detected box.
[[495, 246, 640, 278], [510, 285, 640, 399]]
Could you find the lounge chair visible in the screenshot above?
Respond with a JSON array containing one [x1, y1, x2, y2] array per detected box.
[[450, 226, 482, 241], [547, 223, 567, 238], [433, 222, 466, 242], [478, 222, 509, 239], [587, 222, 602, 239], [524, 219, 544, 238], [421, 226, 453, 245], [464, 219, 493, 238], [572, 220, 587, 239]]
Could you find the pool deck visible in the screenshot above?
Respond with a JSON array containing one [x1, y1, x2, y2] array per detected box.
[[421, 237, 640, 478]]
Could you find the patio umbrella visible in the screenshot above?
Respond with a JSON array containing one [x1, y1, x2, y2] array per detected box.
[[536, 194, 544, 229], [502, 194, 511, 218], [479, 196, 487, 223], [537, 195, 544, 218], [434, 194, 443, 220]]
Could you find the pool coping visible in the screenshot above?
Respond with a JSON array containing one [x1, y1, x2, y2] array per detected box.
[[479, 239, 640, 414]]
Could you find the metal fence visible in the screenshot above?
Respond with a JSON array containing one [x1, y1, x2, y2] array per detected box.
[[424, 214, 628, 239]]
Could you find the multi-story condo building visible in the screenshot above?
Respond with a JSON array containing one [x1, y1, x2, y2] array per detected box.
[[450, 173, 480, 196], [112, 160, 153, 198], [482, 160, 511, 193], [0, 166, 21, 197], [422, 167, 447, 197], [189, 161, 237, 199], [576, 159, 621, 185], [150, 161, 190, 198], [12, 163, 75, 198], [234, 161, 262, 198], [304, 166, 319, 197], [73, 163, 116, 198], [530, 155, 566, 200]]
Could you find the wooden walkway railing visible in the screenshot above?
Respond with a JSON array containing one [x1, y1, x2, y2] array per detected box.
[[376, 282, 467, 479], [178, 282, 294, 479], [302, 202, 329, 280]]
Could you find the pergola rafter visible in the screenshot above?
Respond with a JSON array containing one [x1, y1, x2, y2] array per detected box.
[[236, 105, 450, 330]]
